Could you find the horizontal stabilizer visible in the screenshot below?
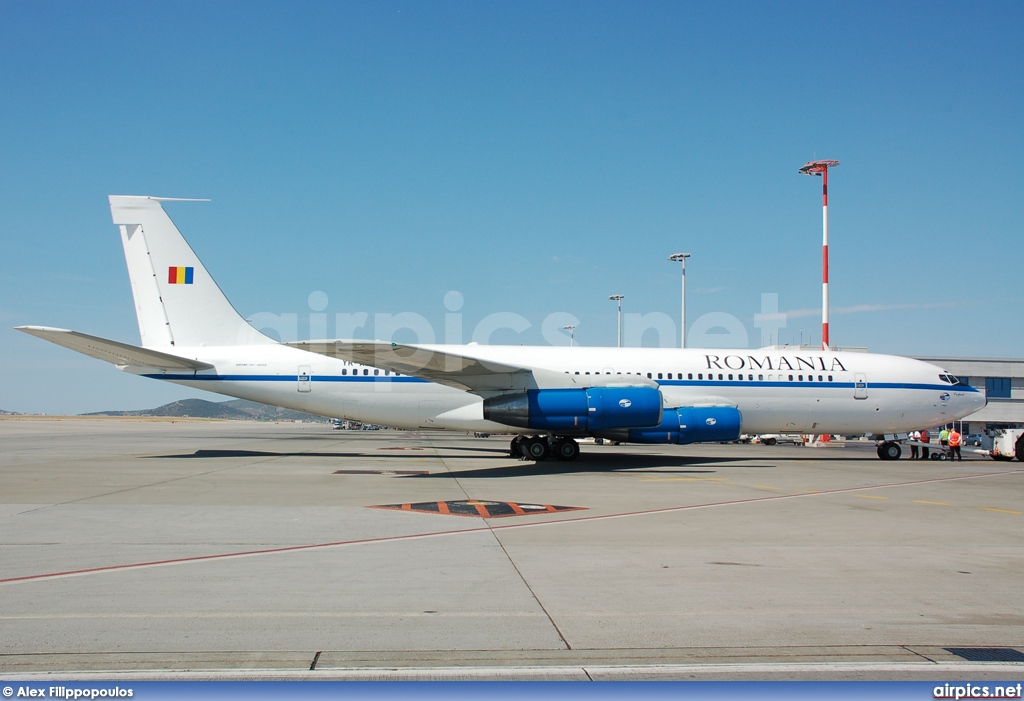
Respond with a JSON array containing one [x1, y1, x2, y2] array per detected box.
[[289, 340, 532, 393], [15, 326, 214, 370]]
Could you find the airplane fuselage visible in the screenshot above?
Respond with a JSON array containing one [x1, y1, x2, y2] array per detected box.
[[130, 343, 983, 435]]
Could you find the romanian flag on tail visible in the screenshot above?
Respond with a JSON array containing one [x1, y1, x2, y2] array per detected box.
[[168, 266, 194, 285]]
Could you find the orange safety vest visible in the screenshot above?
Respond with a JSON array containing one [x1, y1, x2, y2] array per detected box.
[[949, 431, 962, 447]]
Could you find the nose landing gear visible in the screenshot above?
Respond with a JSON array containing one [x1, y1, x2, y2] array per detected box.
[[876, 441, 902, 460]]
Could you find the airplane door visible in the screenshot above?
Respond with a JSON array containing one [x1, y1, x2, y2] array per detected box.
[[298, 365, 312, 393], [854, 373, 868, 400]]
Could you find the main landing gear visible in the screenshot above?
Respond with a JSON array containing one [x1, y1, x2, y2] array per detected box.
[[509, 435, 580, 462]]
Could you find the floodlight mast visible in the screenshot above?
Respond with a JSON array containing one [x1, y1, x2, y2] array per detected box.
[[608, 295, 624, 347], [668, 253, 691, 348], [799, 159, 839, 350]]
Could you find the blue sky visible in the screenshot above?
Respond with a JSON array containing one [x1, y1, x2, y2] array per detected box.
[[2, 1, 1022, 414]]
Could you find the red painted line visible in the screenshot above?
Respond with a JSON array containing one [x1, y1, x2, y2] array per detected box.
[[2, 469, 1019, 586], [0, 526, 492, 585]]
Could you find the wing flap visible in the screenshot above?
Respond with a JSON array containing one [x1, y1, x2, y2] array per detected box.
[[15, 326, 214, 371]]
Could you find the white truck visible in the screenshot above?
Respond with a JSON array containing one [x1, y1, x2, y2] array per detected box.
[[988, 428, 1024, 461]]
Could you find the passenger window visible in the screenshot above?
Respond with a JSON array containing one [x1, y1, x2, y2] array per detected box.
[[647, 373, 652, 379], [341, 369, 347, 375], [575, 371, 580, 375], [586, 371, 591, 375], [667, 373, 672, 379], [688, 373, 693, 380], [718, 374, 724, 380], [729, 374, 734, 380], [828, 375, 833, 381], [374, 369, 380, 375], [758, 374, 763, 381], [788, 375, 793, 381], [798, 375, 803, 381], [657, 373, 663, 379], [818, 375, 822, 381]]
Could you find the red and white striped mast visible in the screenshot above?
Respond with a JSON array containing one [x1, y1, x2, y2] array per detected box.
[[799, 159, 839, 350]]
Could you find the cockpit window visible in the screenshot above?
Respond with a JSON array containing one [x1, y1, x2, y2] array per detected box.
[[939, 373, 967, 386]]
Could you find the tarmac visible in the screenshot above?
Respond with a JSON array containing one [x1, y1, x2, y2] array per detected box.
[[1, 417, 1023, 681]]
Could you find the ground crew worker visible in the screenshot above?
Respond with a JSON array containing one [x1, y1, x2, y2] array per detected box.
[[920, 429, 930, 460], [910, 430, 920, 459], [939, 427, 950, 448], [948, 429, 962, 461]]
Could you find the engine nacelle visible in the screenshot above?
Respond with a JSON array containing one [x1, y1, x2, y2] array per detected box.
[[483, 387, 663, 432], [601, 405, 742, 445]]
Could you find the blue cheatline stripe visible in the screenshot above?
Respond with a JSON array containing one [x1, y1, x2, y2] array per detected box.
[[655, 380, 980, 392], [140, 374, 979, 393], [143, 374, 429, 383]]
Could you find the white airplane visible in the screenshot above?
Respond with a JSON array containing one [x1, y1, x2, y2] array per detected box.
[[17, 196, 985, 462]]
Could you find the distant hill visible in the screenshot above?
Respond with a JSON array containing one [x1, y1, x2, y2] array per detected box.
[[0, 409, 22, 415], [82, 398, 328, 422]]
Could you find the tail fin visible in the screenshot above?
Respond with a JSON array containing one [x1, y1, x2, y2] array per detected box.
[[110, 196, 275, 348]]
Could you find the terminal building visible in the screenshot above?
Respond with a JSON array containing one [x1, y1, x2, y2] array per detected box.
[[914, 356, 1024, 434]]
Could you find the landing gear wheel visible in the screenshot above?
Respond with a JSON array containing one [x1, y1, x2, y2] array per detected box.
[[523, 436, 549, 461], [936, 452, 948, 461], [764, 437, 778, 446], [929, 452, 940, 461], [554, 438, 580, 462], [877, 441, 902, 460], [509, 436, 524, 458]]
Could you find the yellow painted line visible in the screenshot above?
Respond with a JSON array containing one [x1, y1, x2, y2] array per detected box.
[[753, 485, 780, 490], [913, 500, 950, 506], [979, 507, 1022, 515], [798, 490, 821, 494], [854, 494, 888, 500]]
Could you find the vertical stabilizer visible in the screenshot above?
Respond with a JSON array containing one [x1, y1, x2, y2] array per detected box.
[[110, 196, 275, 348]]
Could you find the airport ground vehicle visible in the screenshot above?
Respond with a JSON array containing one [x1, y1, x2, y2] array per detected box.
[[989, 428, 1024, 461], [758, 434, 804, 446]]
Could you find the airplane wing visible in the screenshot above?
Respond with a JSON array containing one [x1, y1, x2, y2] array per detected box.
[[15, 326, 214, 371], [288, 340, 537, 393]]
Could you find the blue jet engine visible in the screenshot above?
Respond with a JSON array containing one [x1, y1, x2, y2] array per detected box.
[[483, 387, 663, 432], [601, 405, 742, 445]]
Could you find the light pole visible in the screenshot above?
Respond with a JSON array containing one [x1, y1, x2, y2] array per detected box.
[[608, 295, 624, 347], [799, 159, 839, 350], [668, 253, 690, 348], [563, 324, 577, 347]]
